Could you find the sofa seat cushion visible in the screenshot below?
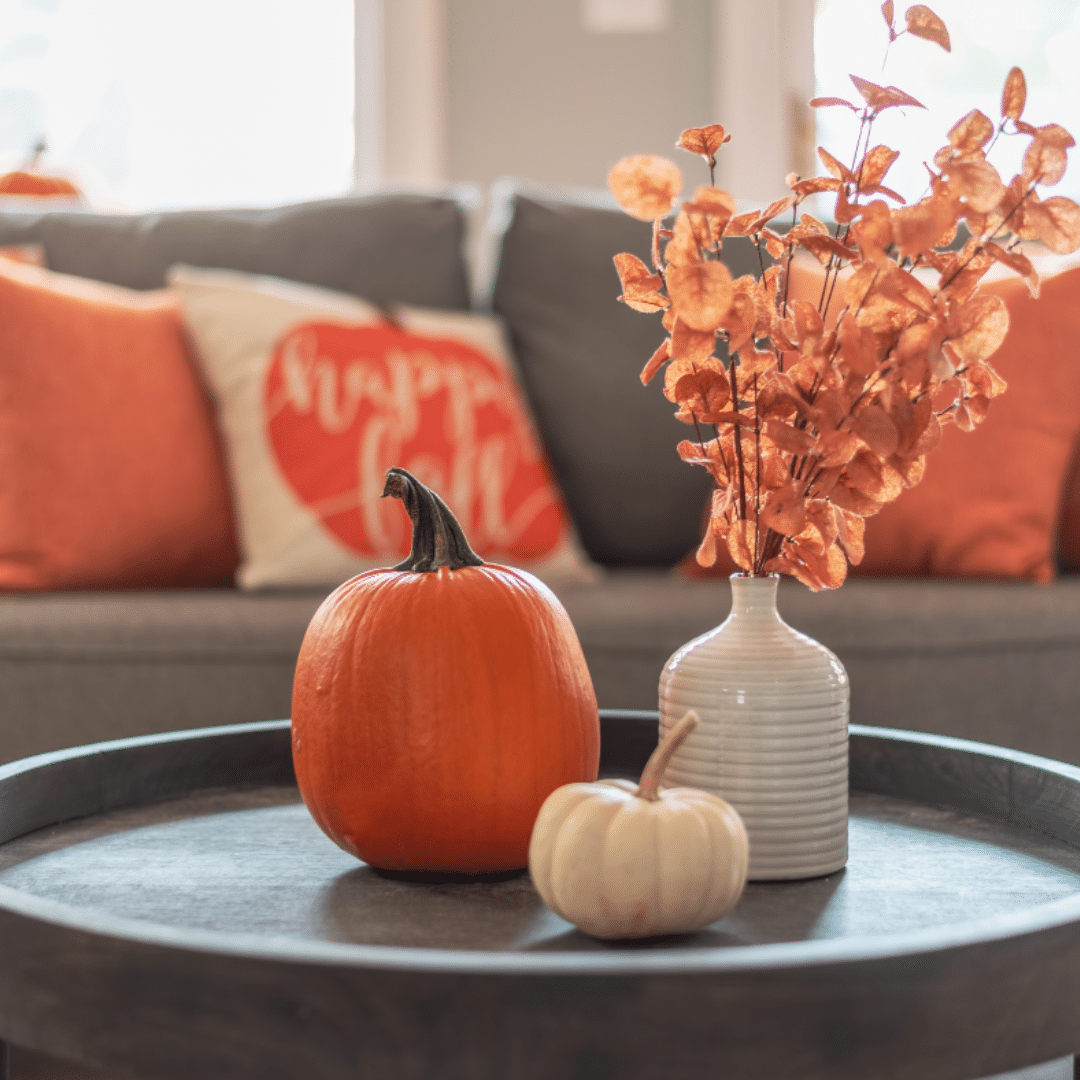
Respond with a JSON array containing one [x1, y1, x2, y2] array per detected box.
[[3, 575, 1079, 770], [0, 589, 329, 765]]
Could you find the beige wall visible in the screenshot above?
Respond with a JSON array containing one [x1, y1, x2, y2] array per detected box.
[[445, 0, 713, 193], [362, 0, 814, 206]]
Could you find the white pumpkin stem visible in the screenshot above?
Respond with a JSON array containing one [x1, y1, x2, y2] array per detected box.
[[636, 710, 699, 801]]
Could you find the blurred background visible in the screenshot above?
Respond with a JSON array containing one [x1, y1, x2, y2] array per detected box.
[[0, 0, 1074, 212]]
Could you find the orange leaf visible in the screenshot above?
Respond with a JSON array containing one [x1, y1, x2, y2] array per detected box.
[[640, 338, 670, 385], [723, 208, 763, 237], [1023, 139, 1068, 187], [948, 110, 994, 156], [880, 266, 935, 315], [673, 368, 732, 422], [608, 155, 682, 222], [963, 360, 1008, 400], [809, 97, 860, 112], [614, 253, 669, 311], [671, 316, 717, 362], [942, 158, 1005, 214], [797, 233, 858, 266], [614, 252, 657, 291], [798, 542, 848, 590], [842, 449, 903, 502], [759, 481, 808, 536], [1001, 67, 1026, 121], [765, 418, 816, 455], [983, 241, 1039, 298], [904, 4, 950, 51], [664, 355, 720, 402], [737, 346, 778, 376], [948, 293, 1009, 364], [848, 199, 894, 266], [833, 506, 865, 564], [1033, 124, 1076, 150], [791, 176, 845, 198], [666, 261, 734, 331], [857, 145, 900, 190], [749, 194, 799, 234], [815, 428, 863, 468], [818, 147, 854, 183], [695, 528, 718, 568], [882, 0, 895, 30], [726, 520, 758, 572], [678, 437, 730, 483], [852, 404, 899, 457], [829, 482, 884, 517], [837, 313, 879, 377], [619, 290, 669, 314], [850, 75, 925, 114], [718, 287, 759, 354], [677, 125, 731, 161], [665, 210, 703, 267], [891, 453, 927, 487], [1025, 196, 1080, 254], [681, 193, 734, 255], [892, 194, 959, 257]]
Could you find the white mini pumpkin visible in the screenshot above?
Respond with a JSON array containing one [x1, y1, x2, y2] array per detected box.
[[529, 711, 749, 939]]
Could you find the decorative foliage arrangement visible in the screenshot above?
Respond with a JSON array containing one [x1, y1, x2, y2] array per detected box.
[[608, 3, 1080, 590]]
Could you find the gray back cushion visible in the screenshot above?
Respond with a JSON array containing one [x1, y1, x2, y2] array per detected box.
[[487, 184, 765, 568], [0, 189, 475, 309]]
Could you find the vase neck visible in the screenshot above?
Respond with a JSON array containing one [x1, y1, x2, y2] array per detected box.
[[728, 574, 781, 625]]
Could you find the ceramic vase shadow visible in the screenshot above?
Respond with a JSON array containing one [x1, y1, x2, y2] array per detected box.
[[659, 573, 849, 881]]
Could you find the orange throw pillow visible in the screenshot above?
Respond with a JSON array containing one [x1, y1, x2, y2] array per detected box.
[[681, 259, 1080, 582], [0, 260, 239, 589], [854, 267, 1080, 582]]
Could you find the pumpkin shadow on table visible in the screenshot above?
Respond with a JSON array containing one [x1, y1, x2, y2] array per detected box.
[[316, 863, 567, 951]]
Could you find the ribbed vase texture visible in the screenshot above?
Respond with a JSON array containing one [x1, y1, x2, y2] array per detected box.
[[659, 574, 848, 881]]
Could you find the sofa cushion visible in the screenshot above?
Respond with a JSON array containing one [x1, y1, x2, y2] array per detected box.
[[4, 574, 1080, 770], [0, 190, 475, 310], [170, 266, 594, 589], [852, 266, 1080, 582], [0, 258, 239, 590], [485, 184, 722, 568], [0, 588, 329, 765], [681, 257, 1080, 583]]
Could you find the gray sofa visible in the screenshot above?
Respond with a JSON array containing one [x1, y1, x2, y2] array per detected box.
[[1, 185, 1079, 768]]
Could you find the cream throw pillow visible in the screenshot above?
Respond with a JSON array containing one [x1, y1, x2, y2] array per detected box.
[[169, 266, 595, 589]]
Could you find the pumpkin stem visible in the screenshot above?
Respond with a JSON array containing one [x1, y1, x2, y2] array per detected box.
[[382, 467, 485, 573], [636, 711, 699, 801]]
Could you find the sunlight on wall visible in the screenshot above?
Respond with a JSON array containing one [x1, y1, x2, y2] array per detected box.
[[0, 0, 354, 211], [814, 0, 1080, 207]]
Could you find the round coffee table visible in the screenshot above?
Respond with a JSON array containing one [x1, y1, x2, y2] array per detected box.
[[1, 711, 1080, 1080]]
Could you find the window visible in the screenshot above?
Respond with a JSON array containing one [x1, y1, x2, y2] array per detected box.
[[814, 0, 1080, 207], [0, 0, 354, 211]]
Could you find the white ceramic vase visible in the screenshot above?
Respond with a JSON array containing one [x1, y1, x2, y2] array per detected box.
[[658, 573, 849, 881]]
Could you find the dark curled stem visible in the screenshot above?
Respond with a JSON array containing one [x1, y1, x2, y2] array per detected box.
[[382, 468, 484, 573]]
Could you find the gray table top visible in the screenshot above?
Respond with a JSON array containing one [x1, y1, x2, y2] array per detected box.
[[1, 712, 1080, 1080]]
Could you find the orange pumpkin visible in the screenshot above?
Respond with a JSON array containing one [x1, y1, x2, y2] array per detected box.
[[291, 467, 600, 873]]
